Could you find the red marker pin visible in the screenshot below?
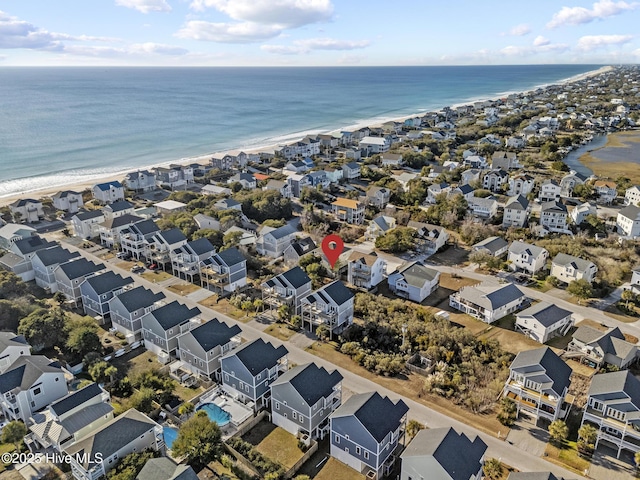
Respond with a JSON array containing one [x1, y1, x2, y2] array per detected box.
[[321, 234, 344, 269]]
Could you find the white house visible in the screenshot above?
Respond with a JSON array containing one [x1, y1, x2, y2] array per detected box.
[[0, 333, 31, 374], [515, 302, 574, 343], [52, 191, 84, 214], [472, 236, 509, 257], [301, 281, 355, 338], [540, 201, 568, 232], [359, 136, 390, 154], [9, 199, 44, 224], [468, 196, 498, 219], [617, 205, 640, 239], [347, 252, 387, 290], [538, 179, 561, 203], [380, 152, 403, 167], [571, 202, 597, 226], [92, 181, 125, 204], [503, 195, 530, 228], [508, 241, 549, 275], [624, 185, 640, 206], [71, 210, 105, 239], [388, 262, 440, 303], [365, 216, 396, 241], [507, 174, 534, 197], [550, 253, 598, 284]]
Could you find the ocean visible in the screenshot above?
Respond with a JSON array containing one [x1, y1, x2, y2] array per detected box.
[[0, 65, 602, 197]]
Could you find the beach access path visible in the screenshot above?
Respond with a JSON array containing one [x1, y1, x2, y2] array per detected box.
[[45, 232, 587, 479]]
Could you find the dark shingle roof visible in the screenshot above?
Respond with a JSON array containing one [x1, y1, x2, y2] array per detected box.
[[473, 236, 508, 254], [94, 181, 123, 191], [0, 333, 28, 351], [517, 302, 572, 328], [216, 247, 245, 266], [73, 210, 104, 221], [101, 214, 143, 229], [266, 224, 296, 240], [136, 458, 199, 480], [34, 246, 80, 267], [188, 319, 242, 352], [396, 262, 439, 288], [148, 301, 200, 331], [229, 338, 288, 375], [157, 228, 187, 245], [273, 363, 343, 406], [401, 427, 487, 480], [187, 238, 215, 256], [331, 392, 408, 443], [114, 286, 165, 312], [57, 258, 104, 280], [83, 271, 133, 295], [105, 200, 133, 212], [317, 281, 354, 306], [588, 370, 640, 404], [510, 347, 572, 396], [50, 383, 103, 417], [505, 194, 529, 210], [130, 219, 160, 236], [0, 356, 62, 393], [279, 266, 311, 289], [12, 235, 56, 255]]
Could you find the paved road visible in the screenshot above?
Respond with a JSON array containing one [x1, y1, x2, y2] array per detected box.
[[49, 235, 586, 478]]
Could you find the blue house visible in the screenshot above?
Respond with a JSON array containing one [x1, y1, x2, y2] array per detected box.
[[79, 271, 134, 321]]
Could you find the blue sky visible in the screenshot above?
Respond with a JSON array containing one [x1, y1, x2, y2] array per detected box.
[[1, 0, 639, 66]]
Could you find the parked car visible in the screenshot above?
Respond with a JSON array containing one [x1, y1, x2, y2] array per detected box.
[[130, 265, 145, 273], [147, 263, 159, 270], [116, 252, 131, 260]]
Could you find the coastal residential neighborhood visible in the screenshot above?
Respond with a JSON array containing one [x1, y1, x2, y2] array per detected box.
[[4, 65, 640, 480]]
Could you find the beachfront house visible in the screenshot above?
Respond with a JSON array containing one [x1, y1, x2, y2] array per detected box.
[[300, 281, 355, 338], [141, 301, 202, 364], [9, 199, 44, 224], [99, 214, 144, 248], [515, 302, 574, 344], [581, 370, 640, 458], [388, 261, 440, 303], [400, 427, 487, 480], [616, 205, 640, 239], [124, 170, 156, 192], [507, 241, 549, 275], [79, 271, 134, 320], [64, 409, 163, 480], [270, 363, 343, 441], [550, 253, 597, 284], [199, 247, 247, 294], [154, 165, 194, 190], [347, 252, 386, 290], [330, 392, 409, 480], [220, 338, 289, 410], [501, 347, 571, 422], [0, 355, 69, 424], [92, 181, 124, 204], [108, 286, 166, 343], [503, 195, 531, 228], [177, 318, 242, 381], [568, 325, 638, 369], [332, 197, 365, 225], [449, 282, 527, 324], [262, 266, 312, 317], [52, 191, 84, 214], [54, 258, 105, 306]]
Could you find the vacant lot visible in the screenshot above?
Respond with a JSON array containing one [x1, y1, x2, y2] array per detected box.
[[167, 282, 201, 296], [264, 323, 297, 341]]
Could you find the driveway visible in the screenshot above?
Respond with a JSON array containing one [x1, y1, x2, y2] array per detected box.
[[589, 445, 636, 480], [506, 419, 550, 457]]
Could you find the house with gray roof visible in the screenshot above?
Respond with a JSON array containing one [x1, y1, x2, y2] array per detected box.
[[79, 271, 134, 320], [145, 228, 188, 268], [330, 392, 408, 480], [177, 318, 242, 380], [581, 370, 640, 458], [472, 236, 509, 257], [501, 347, 571, 422], [503, 195, 530, 228], [388, 261, 440, 303], [301, 281, 355, 338], [256, 224, 298, 258], [124, 170, 156, 193], [366, 185, 391, 209], [468, 195, 498, 219], [568, 326, 638, 369], [108, 286, 166, 343], [507, 174, 534, 197], [228, 172, 257, 190], [0, 355, 69, 424], [99, 214, 144, 248], [365, 216, 396, 241], [539, 179, 561, 203], [407, 222, 449, 255], [400, 427, 487, 480], [616, 204, 640, 239], [200, 247, 247, 294], [262, 266, 312, 316], [482, 169, 509, 192], [515, 302, 574, 343], [4, 235, 57, 281], [449, 282, 526, 324], [0, 333, 30, 374], [283, 237, 317, 267], [220, 338, 289, 410], [102, 200, 135, 220], [170, 237, 216, 283], [508, 241, 548, 275], [271, 363, 343, 440], [0, 223, 36, 251], [550, 253, 597, 284], [119, 219, 160, 260], [32, 246, 81, 292], [64, 408, 163, 480], [71, 210, 105, 240], [27, 382, 112, 452], [52, 190, 84, 214], [347, 251, 386, 290], [54, 258, 105, 306], [141, 301, 201, 363], [136, 458, 198, 480], [342, 162, 361, 181], [540, 201, 569, 232]]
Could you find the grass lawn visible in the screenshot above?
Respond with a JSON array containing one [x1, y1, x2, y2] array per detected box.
[[167, 282, 201, 296], [0, 443, 16, 473], [471, 314, 542, 356], [140, 270, 173, 282], [529, 280, 553, 292], [242, 421, 304, 470], [306, 341, 507, 438], [313, 458, 365, 480], [198, 294, 219, 308], [264, 323, 298, 341], [110, 349, 158, 379], [544, 441, 591, 474], [99, 252, 115, 260], [605, 304, 640, 323], [208, 299, 255, 323]]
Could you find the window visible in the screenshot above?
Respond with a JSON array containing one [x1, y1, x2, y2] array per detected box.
[[355, 446, 361, 455], [345, 435, 349, 440], [33, 387, 41, 395], [364, 451, 369, 460], [224, 374, 229, 381], [257, 373, 261, 380], [293, 412, 297, 419], [335, 435, 339, 444], [275, 402, 280, 410]]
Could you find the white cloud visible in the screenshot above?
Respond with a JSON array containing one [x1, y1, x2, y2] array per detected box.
[[176, 21, 282, 43], [115, 0, 171, 13], [533, 35, 550, 46], [0, 10, 63, 50], [576, 34, 633, 50], [547, 0, 639, 28], [189, 0, 333, 28], [504, 24, 531, 36], [500, 42, 569, 57], [261, 37, 370, 55], [63, 42, 188, 57]]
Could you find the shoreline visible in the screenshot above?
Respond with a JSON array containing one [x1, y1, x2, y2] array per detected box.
[[0, 65, 613, 208], [578, 129, 640, 184]]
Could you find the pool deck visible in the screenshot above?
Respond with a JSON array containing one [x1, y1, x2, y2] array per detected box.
[[197, 388, 254, 431]]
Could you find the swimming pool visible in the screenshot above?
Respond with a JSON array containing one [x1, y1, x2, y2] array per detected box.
[[163, 427, 178, 449], [197, 403, 231, 426]]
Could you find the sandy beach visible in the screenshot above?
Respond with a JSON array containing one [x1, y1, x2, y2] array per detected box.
[[0, 65, 613, 209]]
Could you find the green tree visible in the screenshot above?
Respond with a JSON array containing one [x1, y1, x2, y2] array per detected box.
[[1, 420, 27, 451], [578, 423, 598, 445], [316, 324, 330, 342], [549, 419, 569, 445], [277, 304, 291, 322], [107, 450, 158, 480], [89, 361, 117, 384], [178, 402, 195, 418], [129, 387, 156, 413], [482, 458, 503, 480], [172, 410, 222, 468], [497, 397, 517, 426], [406, 419, 425, 440], [375, 227, 417, 253], [53, 291, 66, 305], [622, 289, 636, 308], [66, 326, 102, 358], [567, 279, 593, 305], [221, 232, 244, 251], [18, 307, 68, 351]]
